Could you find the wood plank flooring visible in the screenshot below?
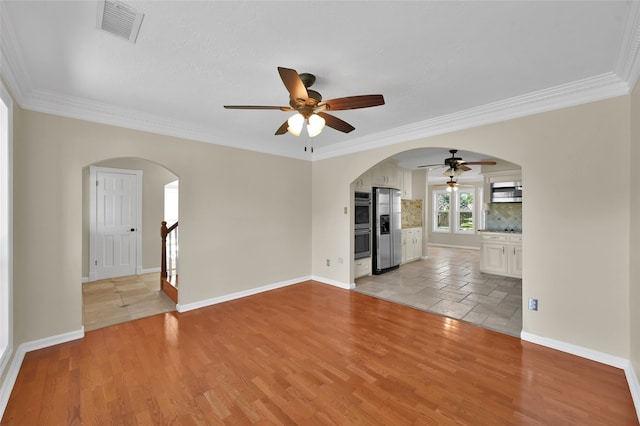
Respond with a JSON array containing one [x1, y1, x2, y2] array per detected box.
[[2, 281, 637, 425]]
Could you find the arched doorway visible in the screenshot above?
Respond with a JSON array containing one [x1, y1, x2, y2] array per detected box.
[[351, 147, 523, 336], [82, 157, 179, 331]]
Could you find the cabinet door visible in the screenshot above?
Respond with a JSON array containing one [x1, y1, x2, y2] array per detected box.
[[402, 169, 412, 199], [401, 229, 408, 263], [354, 257, 371, 278], [413, 228, 422, 259], [510, 244, 523, 278], [481, 243, 508, 275]]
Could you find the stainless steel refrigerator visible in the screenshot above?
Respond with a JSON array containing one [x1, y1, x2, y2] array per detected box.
[[372, 187, 402, 274]]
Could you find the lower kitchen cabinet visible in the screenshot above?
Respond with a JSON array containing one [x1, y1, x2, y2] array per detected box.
[[480, 233, 522, 278], [354, 257, 371, 278], [401, 228, 422, 264]]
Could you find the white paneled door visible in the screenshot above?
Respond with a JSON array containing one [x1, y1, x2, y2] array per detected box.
[[95, 170, 138, 280]]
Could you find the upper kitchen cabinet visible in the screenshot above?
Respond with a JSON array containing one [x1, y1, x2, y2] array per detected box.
[[371, 160, 399, 187], [354, 169, 371, 192], [400, 168, 412, 199]]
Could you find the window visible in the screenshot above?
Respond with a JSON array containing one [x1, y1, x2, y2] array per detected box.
[[0, 81, 13, 373], [457, 190, 474, 232], [434, 192, 450, 232], [432, 188, 476, 234]]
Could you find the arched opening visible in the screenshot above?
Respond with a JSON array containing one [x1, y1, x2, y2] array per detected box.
[[351, 147, 523, 336], [82, 157, 179, 331]]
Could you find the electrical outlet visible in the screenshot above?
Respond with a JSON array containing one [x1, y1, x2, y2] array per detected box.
[[528, 298, 538, 311], [326, 259, 330, 267]]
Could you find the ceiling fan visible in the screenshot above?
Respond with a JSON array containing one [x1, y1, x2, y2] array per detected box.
[[224, 67, 385, 138], [433, 177, 474, 192], [418, 149, 497, 175]]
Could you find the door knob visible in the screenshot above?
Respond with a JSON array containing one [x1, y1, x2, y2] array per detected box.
[[130, 228, 135, 232]]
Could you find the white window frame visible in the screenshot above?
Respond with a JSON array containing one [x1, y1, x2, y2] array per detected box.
[[432, 187, 477, 234], [432, 190, 451, 233], [0, 80, 14, 380], [454, 188, 476, 234]]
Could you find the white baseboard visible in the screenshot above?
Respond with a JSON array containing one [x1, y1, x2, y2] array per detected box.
[[176, 276, 310, 313], [81, 276, 89, 283], [520, 331, 629, 368], [0, 327, 84, 419], [624, 363, 640, 422], [521, 331, 640, 422], [427, 243, 480, 250], [310, 275, 355, 290]]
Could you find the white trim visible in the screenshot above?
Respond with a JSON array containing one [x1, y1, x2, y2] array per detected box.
[[520, 331, 629, 368], [427, 243, 480, 251], [313, 72, 629, 161], [520, 331, 629, 369], [521, 332, 640, 422], [625, 363, 640, 423], [0, 327, 84, 419], [311, 276, 355, 290], [0, 78, 14, 384], [89, 166, 143, 282], [176, 277, 309, 313]]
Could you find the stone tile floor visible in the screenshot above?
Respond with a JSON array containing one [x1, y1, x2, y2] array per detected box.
[[354, 246, 522, 336], [83, 273, 175, 331]]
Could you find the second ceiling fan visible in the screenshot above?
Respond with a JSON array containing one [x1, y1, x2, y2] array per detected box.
[[224, 67, 385, 137], [418, 149, 497, 176]]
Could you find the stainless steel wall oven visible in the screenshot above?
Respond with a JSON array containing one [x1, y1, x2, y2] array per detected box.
[[354, 192, 372, 259], [354, 191, 371, 230], [354, 229, 371, 259]]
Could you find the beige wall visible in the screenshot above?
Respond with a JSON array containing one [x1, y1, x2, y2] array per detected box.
[[13, 109, 312, 343], [82, 158, 178, 277], [312, 96, 631, 358], [630, 79, 640, 385]]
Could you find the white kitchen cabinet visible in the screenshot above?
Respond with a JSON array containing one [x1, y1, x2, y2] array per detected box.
[[401, 168, 412, 199], [401, 228, 422, 264], [354, 257, 371, 278], [371, 161, 398, 187], [354, 169, 371, 192], [480, 232, 522, 278]]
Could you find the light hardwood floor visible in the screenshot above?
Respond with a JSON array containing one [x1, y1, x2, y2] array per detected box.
[[3, 281, 637, 425]]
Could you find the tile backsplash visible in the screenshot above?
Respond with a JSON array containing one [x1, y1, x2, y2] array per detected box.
[[485, 203, 522, 232], [402, 199, 423, 227]]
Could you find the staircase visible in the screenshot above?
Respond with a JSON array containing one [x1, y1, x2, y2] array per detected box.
[[161, 220, 178, 303]]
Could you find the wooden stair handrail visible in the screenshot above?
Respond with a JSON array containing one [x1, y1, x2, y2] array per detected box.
[[161, 220, 178, 279]]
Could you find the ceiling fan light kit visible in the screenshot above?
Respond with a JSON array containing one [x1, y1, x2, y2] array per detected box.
[[224, 66, 385, 142]]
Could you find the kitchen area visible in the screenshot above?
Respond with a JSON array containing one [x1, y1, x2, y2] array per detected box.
[[352, 152, 523, 336]]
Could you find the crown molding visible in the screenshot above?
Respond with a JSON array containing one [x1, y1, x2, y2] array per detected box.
[[615, 0, 640, 89], [312, 72, 629, 161], [0, 5, 30, 103]]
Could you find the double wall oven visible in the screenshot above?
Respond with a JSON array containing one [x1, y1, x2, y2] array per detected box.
[[354, 192, 371, 259]]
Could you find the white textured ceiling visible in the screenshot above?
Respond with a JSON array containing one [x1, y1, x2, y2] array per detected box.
[[1, 1, 639, 163]]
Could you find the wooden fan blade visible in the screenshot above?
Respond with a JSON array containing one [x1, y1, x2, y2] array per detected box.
[[224, 105, 293, 111], [275, 120, 289, 135], [463, 161, 497, 165], [318, 112, 355, 133], [459, 165, 472, 171], [417, 164, 445, 169], [322, 95, 385, 111], [278, 67, 308, 102]]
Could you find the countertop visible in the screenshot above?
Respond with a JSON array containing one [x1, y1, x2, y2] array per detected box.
[[479, 229, 522, 234]]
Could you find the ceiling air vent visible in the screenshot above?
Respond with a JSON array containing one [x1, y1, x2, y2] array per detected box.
[[97, 0, 144, 43]]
